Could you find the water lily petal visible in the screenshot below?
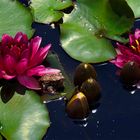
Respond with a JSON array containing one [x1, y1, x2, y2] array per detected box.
[[27, 65, 60, 76], [111, 60, 123, 68], [10, 45, 21, 58], [21, 33, 28, 44], [0, 56, 4, 69], [134, 29, 140, 39], [129, 34, 135, 45], [131, 54, 140, 64], [0, 45, 10, 55], [16, 58, 28, 74], [38, 44, 51, 60], [0, 71, 3, 78], [14, 32, 23, 43], [1, 34, 13, 46], [110, 55, 127, 68], [17, 75, 41, 90], [117, 43, 134, 55], [0, 70, 16, 80], [30, 36, 42, 60], [35, 44, 51, 64], [4, 55, 16, 74], [20, 49, 30, 59], [29, 44, 51, 67]]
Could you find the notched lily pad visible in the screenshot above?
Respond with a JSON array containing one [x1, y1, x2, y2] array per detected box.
[[0, 0, 34, 38], [30, 0, 74, 23], [0, 90, 50, 140], [60, 0, 134, 63]]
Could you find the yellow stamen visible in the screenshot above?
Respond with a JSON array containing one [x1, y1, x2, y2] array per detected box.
[[131, 45, 136, 50], [136, 40, 139, 46]]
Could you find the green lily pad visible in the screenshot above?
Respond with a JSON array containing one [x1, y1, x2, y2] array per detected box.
[[77, 0, 134, 37], [60, 0, 134, 63], [0, 135, 2, 140], [41, 52, 74, 102], [30, 0, 73, 23], [0, 0, 33, 38], [126, 0, 140, 18], [0, 90, 50, 140]]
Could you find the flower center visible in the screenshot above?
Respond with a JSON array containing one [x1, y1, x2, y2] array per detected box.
[[130, 39, 140, 53]]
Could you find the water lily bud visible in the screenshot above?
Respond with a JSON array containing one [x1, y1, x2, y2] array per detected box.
[[66, 92, 89, 119], [74, 63, 97, 87], [120, 61, 140, 85], [80, 78, 101, 104]]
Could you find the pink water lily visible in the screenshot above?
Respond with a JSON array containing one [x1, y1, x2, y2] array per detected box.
[[111, 29, 140, 68], [0, 32, 60, 90]]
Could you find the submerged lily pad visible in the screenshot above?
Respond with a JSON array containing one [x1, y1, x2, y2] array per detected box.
[[30, 0, 73, 23], [60, 0, 134, 63], [0, 0, 33, 38], [126, 0, 140, 18], [0, 90, 50, 140]]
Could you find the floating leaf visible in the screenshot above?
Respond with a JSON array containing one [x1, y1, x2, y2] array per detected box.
[[126, 0, 140, 18], [0, 90, 50, 140], [41, 52, 74, 102], [0, 0, 33, 38], [0, 135, 2, 140], [30, 0, 73, 23], [60, 0, 134, 63]]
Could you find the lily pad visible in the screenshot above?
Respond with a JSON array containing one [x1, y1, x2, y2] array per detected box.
[[30, 0, 73, 23], [0, 90, 50, 140], [60, 0, 134, 63], [0, 0, 33, 38], [126, 0, 140, 18]]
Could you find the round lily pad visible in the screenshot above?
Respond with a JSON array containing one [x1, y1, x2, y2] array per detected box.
[[0, 90, 50, 140], [30, 0, 73, 23], [60, 0, 134, 63], [0, 0, 33, 38]]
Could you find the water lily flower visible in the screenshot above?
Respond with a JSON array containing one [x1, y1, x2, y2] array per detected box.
[[0, 32, 60, 90], [111, 29, 140, 68]]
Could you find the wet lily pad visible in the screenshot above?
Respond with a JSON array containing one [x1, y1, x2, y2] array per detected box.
[[126, 0, 140, 18], [60, 0, 134, 63], [0, 90, 50, 140], [0, 135, 2, 140], [30, 0, 73, 23], [0, 0, 33, 38]]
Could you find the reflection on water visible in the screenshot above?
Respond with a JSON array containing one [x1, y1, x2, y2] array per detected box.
[[122, 83, 137, 95], [73, 118, 88, 128], [130, 90, 136, 95], [92, 109, 97, 114]]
